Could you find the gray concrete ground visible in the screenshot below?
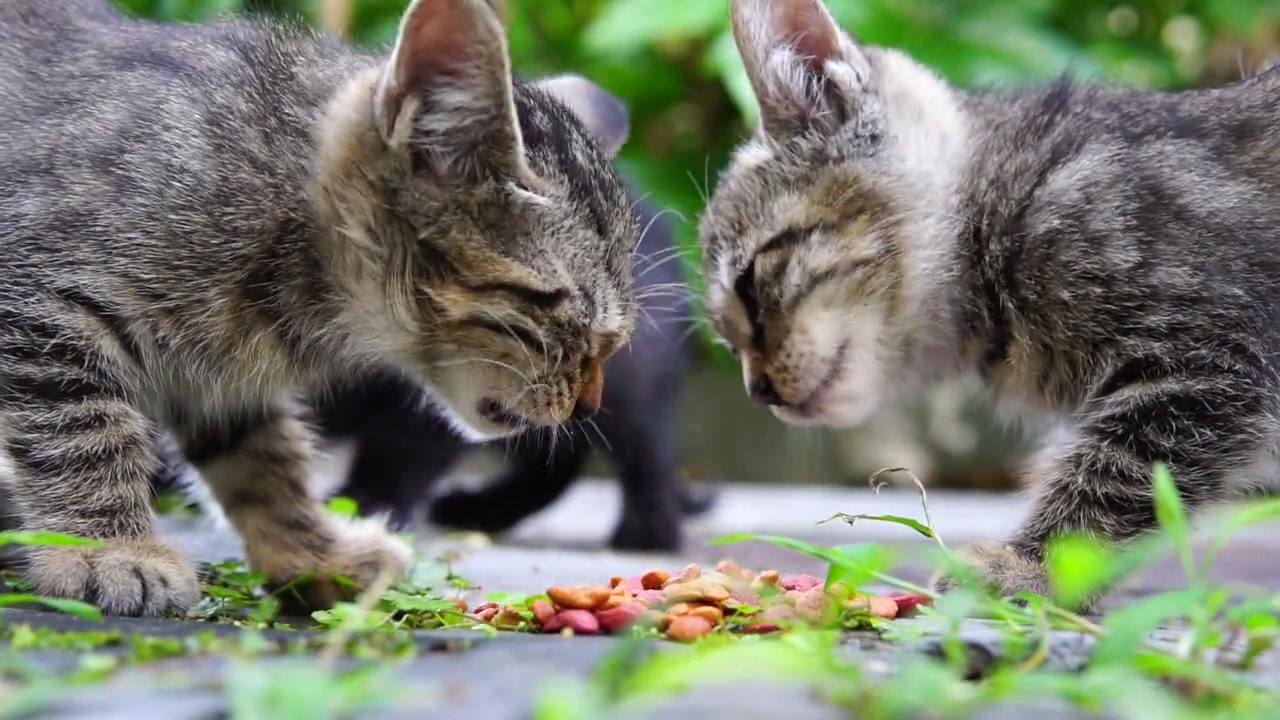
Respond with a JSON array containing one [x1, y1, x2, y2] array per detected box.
[[4, 479, 1280, 719]]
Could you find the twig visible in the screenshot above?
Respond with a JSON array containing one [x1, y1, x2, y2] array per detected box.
[[868, 467, 948, 552], [1015, 605, 1052, 672]]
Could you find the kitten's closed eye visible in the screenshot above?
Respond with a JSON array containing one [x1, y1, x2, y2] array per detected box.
[[466, 282, 569, 310], [733, 259, 763, 349], [464, 316, 545, 352]]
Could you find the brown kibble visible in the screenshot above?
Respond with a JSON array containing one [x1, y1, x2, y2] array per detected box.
[[604, 593, 628, 610], [547, 585, 612, 611], [450, 598, 469, 613], [666, 563, 702, 585], [666, 614, 714, 642], [848, 595, 899, 620], [493, 606, 526, 629], [610, 576, 626, 588], [757, 570, 780, 586], [667, 602, 691, 616], [664, 578, 731, 604], [641, 570, 670, 590], [689, 605, 724, 625], [715, 560, 750, 579]]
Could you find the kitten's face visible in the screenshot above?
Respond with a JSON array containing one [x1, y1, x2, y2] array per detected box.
[[315, 0, 637, 440], [700, 0, 969, 428]]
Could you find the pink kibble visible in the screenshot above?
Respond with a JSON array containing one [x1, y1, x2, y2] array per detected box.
[[596, 601, 646, 633], [779, 574, 822, 592], [550, 608, 599, 634], [740, 622, 782, 634], [634, 589, 666, 605], [531, 599, 557, 625]]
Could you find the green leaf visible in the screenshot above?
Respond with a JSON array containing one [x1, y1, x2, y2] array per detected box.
[[820, 512, 936, 539], [0, 531, 102, 548], [1206, 497, 1280, 562], [620, 632, 848, 698], [380, 591, 462, 614], [0, 594, 103, 622], [1151, 463, 1196, 583], [584, 0, 727, 55], [708, 533, 837, 561], [326, 496, 359, 519], [824, 543, 891, 591], [1045, 533, 1115, 610], [1093, 587, 1207, 665]]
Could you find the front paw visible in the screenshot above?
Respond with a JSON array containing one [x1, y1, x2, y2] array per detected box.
[[609, 510, 682, 553], [260, 518, 413, 611], [25, 538, 201, 617], [932, 542, 1053, 600]]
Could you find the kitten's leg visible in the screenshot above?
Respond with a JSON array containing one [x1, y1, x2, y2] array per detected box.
[[0, 326, 200, 616], [429, 431, 590, 534], [604, 418, 685, 553], [184, 406, 412, 609], [934, 367, 1269, 609], [338, 408, 467, 529]]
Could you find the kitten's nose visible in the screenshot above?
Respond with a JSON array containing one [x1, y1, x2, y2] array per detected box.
[[748, 373, 783, 406]]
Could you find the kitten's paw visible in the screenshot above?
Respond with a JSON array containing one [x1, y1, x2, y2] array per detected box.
[[931, 542, 1051, 598], [25, 539, 200, 617], [609, 511, 683, 553], [428, 489, 521, 535], [268, 518, 413, 611], [678, 480, 720, 518]]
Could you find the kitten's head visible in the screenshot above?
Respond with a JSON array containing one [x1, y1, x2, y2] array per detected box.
[[699, 0, 971, 428], [313, 0, 637, 441]]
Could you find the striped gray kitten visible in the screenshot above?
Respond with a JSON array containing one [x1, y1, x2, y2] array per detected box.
[[0, 0, 637, 617], [701, 0, 1280, 609]]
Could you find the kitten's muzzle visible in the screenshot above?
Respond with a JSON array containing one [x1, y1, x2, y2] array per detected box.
[[747, 372, 784, 407], [477, 399, 527, 430]]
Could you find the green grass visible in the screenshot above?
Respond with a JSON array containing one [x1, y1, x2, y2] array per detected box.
[[4, 466, 1280, 718]]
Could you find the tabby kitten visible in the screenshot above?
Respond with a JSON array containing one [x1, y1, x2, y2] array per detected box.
[[701, 0, 1280, 609], [0, 0, 637, 617], [311, 190, 715, 552]]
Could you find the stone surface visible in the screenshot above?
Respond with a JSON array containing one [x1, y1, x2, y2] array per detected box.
[[4, 481, 1280, 719]]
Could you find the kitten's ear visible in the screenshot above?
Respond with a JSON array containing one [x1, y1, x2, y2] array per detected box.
[[374, 0, 525, 178], [535, 75, 631, 158], [729, 0, 872, 140]]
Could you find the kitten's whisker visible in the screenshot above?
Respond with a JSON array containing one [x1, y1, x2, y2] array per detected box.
[[477, 308, 540, 377], [431, 357, 533, 386], [584, 418, 612, 454]]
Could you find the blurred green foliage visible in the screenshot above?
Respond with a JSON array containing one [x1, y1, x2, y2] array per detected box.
[[113, 0, 1280, 363]]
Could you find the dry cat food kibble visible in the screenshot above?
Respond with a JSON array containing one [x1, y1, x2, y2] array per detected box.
[[466, 561, 933, 642]]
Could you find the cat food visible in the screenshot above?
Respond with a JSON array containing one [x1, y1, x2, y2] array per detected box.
[[465, 560, 933, 642]]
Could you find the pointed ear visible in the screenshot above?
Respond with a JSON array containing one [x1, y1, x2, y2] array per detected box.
[[729, 0, 872, 140], [535, 75, 631, 158], [374, 0, 525, 178]]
